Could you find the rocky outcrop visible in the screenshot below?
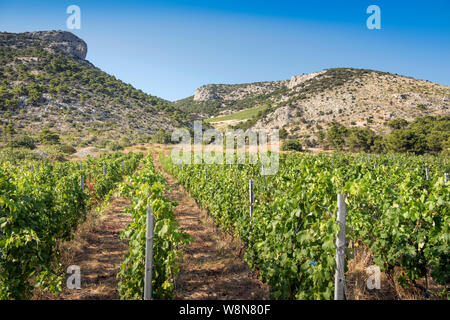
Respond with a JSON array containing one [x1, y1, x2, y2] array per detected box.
[[193, 81, 287, 102], [194, 85, 220, 101], [191, 71, 326, 103], [287, 71, 325, 89], [0, 30, 87, 60]]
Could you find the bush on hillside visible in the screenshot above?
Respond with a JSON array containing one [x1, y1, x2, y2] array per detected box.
[[60, 144, 77, 155], [281, 139, 303, 152], [7, 135, 36, 149], [152, 129, 171, 144], [38, 128, 60, 145]]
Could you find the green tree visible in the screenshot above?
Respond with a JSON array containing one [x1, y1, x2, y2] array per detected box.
[[26, 83, 43, 105], [347, 127, 376, 152], [371, 136, 386, 153], [386, 129, 426, 154], [326, 122, 348, 150]]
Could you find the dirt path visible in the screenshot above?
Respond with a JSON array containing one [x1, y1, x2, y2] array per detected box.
[[153, 150, 270, 300], [55, 197, 131, 300]]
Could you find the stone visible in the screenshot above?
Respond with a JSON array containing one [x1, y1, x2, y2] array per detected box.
[[33, 150, 48, 158]]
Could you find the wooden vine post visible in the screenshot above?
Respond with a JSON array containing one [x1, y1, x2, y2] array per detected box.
[[334, 193, 346, 300], [144, 197, 154, 300], [80, 163, 84, 191], [249, 179, 254, 226]]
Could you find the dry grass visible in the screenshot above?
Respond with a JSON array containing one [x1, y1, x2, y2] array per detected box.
[[32, 187, 132, 300], [345, 245, 446, 300]]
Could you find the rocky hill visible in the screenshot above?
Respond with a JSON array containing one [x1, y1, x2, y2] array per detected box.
[[254, 69, 450, 135], [175, 80, 286, 117], [1, 30, 88, 60], [176, 68, 450, 141], [0, 30, 189, 148]]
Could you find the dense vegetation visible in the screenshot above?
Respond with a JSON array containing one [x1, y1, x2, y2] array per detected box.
[[174, 96, 223, 116], [281, 139, 303, 152], [324, 116, 450, 156], [162, 151, 449, 299], [0, 152, 142, 299]]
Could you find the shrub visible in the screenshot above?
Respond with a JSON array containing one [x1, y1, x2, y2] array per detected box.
[[281, 139, 303, 152], [304, 138, 317, 148], [119, 136, 131, 148], [151, 129, 171, 144], [0, 147, 41, 163], [279, 128, 289, 140], [387, 118, 408, 130], [417, 104, 427, 111], [7, 135, 36, 149], [41, 145, 67, 162], [38, 128, 60, 145], [107, 141, 123, 151], [60, 144, 76, 155]]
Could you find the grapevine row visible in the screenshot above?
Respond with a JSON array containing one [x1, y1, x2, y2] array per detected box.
[[117, 154, 191, 299], [0, 152, 142, 299], [161, 152, 449, 299]]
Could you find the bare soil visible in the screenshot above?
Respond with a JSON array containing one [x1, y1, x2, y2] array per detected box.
[[38, 196, 131, 300], [153, 150, 270, 300]]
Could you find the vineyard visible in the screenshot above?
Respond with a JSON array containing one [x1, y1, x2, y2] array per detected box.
[[160, 152, 449, 299], [0, 148, 448, 300], [116, 154, 191, 299], [0, 152, 142, 299]]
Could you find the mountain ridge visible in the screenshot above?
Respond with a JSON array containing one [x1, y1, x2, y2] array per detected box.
[[176, 68, 450, 141], [0, 30, 189, 149]]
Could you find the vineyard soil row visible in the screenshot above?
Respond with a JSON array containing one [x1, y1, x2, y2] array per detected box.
[[38, 196, 131, 300], [152, 150, 270, 300]]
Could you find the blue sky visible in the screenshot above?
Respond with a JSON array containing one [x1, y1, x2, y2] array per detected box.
[[0, 0, 449, 101]]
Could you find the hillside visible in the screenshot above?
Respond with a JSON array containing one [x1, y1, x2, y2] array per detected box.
[[0, 30, 189, 148], [176, 69, 450, 140], [174, 80, 286, 117]]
